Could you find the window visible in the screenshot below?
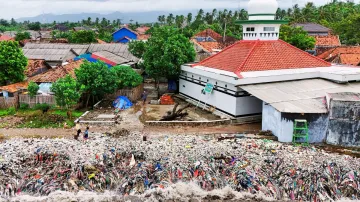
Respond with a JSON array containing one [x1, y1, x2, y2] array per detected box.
[[264, 27, 275, 31], [246, 27, 255, 32]]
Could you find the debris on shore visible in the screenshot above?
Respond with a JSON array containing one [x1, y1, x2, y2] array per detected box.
[[0, 133, 359, 201]]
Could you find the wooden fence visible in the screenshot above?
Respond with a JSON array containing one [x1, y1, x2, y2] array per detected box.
[[106, 84, 144, 102], [0, 97, 17, 109], [19, 95, 56, 108]]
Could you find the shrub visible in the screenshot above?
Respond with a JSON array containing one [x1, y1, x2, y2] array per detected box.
[[19, 103, 30, 110], [33, 103, 52, 111], [7, 107, 16, 115], [28, 81, 39, 98]]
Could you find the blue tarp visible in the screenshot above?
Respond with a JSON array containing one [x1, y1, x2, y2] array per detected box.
[[113, 96, 133, 110], [74, 54, 113, 68]]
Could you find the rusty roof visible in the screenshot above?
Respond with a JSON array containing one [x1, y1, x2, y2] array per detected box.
[[25, 60, 51, 77], [29, 60, 83, 83], [315, 35, 341, 47], [0, 81, 29, 93]]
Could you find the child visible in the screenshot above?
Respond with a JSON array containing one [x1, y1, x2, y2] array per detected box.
[[75, 121, 81, 140], [83, 126, 89, 140]]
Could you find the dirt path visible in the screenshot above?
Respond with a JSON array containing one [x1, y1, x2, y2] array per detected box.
[[0, 126, 108, 139], [144, 123, 261, 135]]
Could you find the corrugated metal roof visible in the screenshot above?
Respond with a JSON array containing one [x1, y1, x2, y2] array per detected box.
[[23, 48, 73, 61], [241, 79, 360, 113], [92, 51, 130, 65], [88, 44, 139, 62]]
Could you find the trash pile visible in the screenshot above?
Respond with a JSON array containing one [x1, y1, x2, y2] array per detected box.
[[0, 133, 359, 201]]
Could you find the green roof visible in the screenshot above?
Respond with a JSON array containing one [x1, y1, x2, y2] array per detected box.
[[236, 20, 289, 25]]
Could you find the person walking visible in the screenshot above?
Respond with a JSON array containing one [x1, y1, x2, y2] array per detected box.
[[83, 126, 89, 141], [75, 121, 81, 140], [141, 90, 148, 105]]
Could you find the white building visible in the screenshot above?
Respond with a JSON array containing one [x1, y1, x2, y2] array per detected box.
[[179, 0, 360, 146]]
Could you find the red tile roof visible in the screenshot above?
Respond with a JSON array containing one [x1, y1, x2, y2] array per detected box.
[[339, 54, 360, 66], [29, 60, 83, 83], [192, 28, 237, 45], [191, 39, 223, 53], [193, 29, 222, 40], [317, 46, 360, 60], [25, 60, 50, 77], [137, 34, 150, 40], [0, 35, 14, 41], [194, 40, 331, 77], [0, 81, 29, 93], [315, 35, 341, 47], [136, 26, 150, 35]]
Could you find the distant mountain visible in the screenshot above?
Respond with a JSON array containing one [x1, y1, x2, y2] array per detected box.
[[16, 10, 211, 24]]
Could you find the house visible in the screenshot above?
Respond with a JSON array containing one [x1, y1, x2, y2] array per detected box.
[[179, 0, 360, 146], [112, 27, 138, 43], [0, 81, 28, 98], [191, 29, 237, 61], [135, 26, 150, 35], [54, 24, 70, 32], [25, 60, 51, 77], [317, 46, 360, 66], [73, 27, 92, 31], [28, 60, 84, 93], [0, 35, 14, 41], [87, 43, 139, 65], [22, 43, 89, 66], [293, 23, 341, 55], [293, 23, 331, 36], [314, 35, 341, 55], [135, 26, 151, 41]]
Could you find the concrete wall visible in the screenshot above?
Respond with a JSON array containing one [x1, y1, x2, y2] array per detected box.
[[262, 103, 329, 143], [179, 71, 262, 117], [327, 100, 360, 147]]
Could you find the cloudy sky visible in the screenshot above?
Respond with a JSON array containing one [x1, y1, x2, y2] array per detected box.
[[0, 0, 358, 19]]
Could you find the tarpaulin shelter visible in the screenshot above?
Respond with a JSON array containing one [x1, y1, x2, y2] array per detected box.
[[113, 96, 133, 110]]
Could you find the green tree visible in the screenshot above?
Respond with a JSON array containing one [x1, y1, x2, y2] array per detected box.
[[28, 22, 41, 31], [97, 30, 113, 43], [27, 81, 39, 98], [15, 32, 31, 41], [0, 41, 27, 85], [139, 26, 195, 82], [110, 65, 143, 89], [51, 75, 83, 114], [68, 30, 97, 43], [75, 61, 116, 107], [280, 25, 316, 50], [129, 40, 147, 58], [333, 14, 360, 45]]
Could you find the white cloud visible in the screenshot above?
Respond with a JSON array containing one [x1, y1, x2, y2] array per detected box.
[[0, 0, 359, 19]]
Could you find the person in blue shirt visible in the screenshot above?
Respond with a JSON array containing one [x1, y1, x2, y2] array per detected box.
[[83, 126, 89, 140]]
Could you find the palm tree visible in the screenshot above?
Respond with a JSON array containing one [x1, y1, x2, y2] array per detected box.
[[239, 9, 248, 20], [187, 13, 193, 25], [166, 13, 174, 25], [87, 17, 92, 25]]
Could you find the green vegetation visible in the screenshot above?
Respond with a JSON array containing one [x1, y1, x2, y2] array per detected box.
[[130, 26, 195, 83], [15, 32, 31, 41], [67, 30, 97, 43], [75, 61, 117, 107], [0, 107, 16, 117], [110, 65, 143, 89], [0, 41, 27, 86], [27, 81, 39, 98], [51, 75, 83, 111], [280, 25, 316, 50]]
